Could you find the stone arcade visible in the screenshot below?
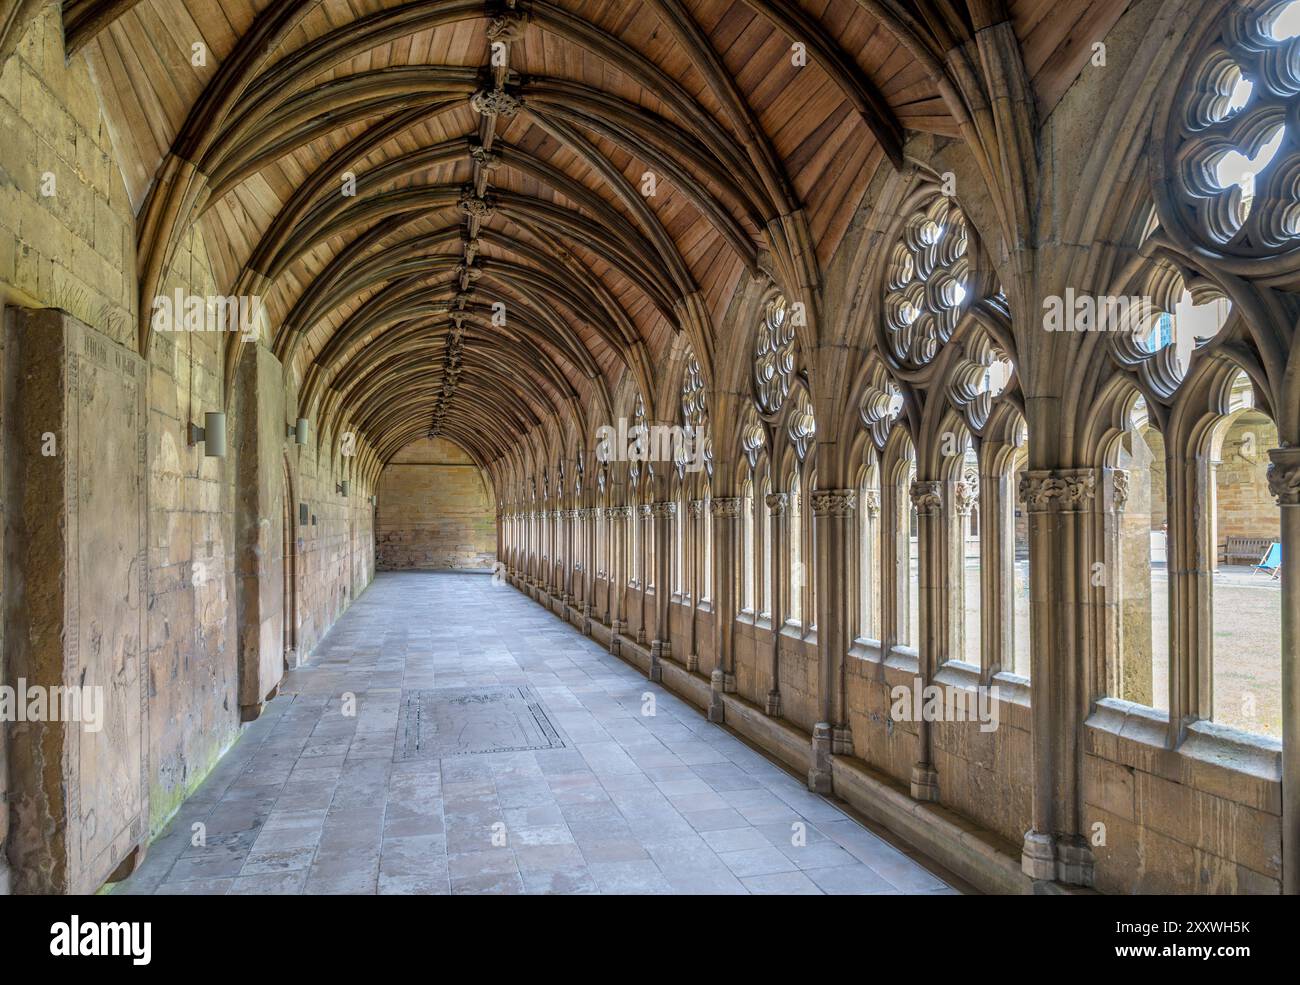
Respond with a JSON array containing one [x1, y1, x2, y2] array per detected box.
[[0, 0, 1296, 896]]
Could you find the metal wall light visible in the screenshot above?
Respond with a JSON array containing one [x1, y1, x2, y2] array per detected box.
[[188, 412, 227, 458], [337, 480, 350, 497], [287, 418, 309, 444]]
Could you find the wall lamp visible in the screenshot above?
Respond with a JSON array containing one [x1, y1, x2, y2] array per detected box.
[[287, 417, 309, 444], [188, 412, 227, 458], [337, 480, 350, 497]]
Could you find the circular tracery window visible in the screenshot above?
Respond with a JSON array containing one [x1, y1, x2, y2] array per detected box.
[[788, 388, 817, 461], [679, 350, 714, 474], [754, 295, 797, 415], [1171, 0, 1300, 254], [884, 196, 970, 367]]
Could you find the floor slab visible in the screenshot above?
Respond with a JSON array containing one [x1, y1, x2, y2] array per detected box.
[[113, 571, 959, 896]]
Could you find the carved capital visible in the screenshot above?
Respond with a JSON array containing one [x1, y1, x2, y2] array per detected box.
[[638, 503, 652, 518], [1018, 468, 1097, 513], [689, 499, 705, 518], [650, 500, 677, 519], [1268, 448, 1300, 505], [910, 480, 943, 516], [811, 489, 856, 517], [711, 496, 744, 518], [765, 492, 788, 516]]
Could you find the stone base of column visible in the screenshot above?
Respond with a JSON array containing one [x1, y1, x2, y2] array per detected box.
[[239, 702, 264, 724], [580, 603, 592, 636], [910, 762, 939, 802], [648, 640, 668, 683], [808, 723, 834, 794], [1055, 835, 1095, 886], [708, 669, 726, 723], [1021, 829, 1057, 881], [684, 653, 699, 672], [832, 724, 853, 755], [764, 689, 781, 717], [723, 672, 736, 693], [636, 627, 647, 645], [609, 620, 623, 656]]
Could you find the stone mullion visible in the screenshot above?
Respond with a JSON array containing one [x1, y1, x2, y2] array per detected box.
[[983, 467, 1013, 679], [1268, 448, 1300, 894], [862, 490, 881, 642], [636, 503, 651, 644], [686, 499, 705, 671], [909, 480, 943, 802], [609, 505, 629, 649], [708, 497, 743, 722], [951, 477, 975, 666], [809, 489, 856, 793], [1017, 468, 1097, 887], [600, 505, 612, 624], [583, 503, 596, 629], [495, 506, 504, 569], [565, 507, 577, 605], [1096, 469, 1130, 700], [649, 501, 676, 680], [883, 477, 906, 649], [765, 492, 788, 717]]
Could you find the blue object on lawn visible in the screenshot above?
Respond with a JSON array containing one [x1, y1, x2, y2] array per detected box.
[[1254, 542, 1281, 576]]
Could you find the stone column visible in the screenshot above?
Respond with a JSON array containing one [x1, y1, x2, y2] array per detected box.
[[582, 505, 596, 632], [951, 477, 976, 664], [1018, 468, 1097, 886], [709, 497, 743, 722], [568, 507, 580, 605], [862, 489, 881, 641], [636, 503, 651, 644], [685, 498, 704, 671], [649, 500, 676, 680], [608, 505, 630, 652], [1098, 469, 1136, 698], [809, 489, 857, 792], [1268, 448, 1300, 894], [909, 480, 943, 802], [765, 492, 788, 716]]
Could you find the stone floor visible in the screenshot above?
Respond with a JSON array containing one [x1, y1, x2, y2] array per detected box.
[[113, 571, 960, 895]]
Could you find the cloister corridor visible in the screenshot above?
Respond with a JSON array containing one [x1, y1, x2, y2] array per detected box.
[[4, 0, 1300, 926], [111, 572, 960, 896]]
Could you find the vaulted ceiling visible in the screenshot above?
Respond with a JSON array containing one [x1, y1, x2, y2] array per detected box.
[[66, 0, 1131, 468]]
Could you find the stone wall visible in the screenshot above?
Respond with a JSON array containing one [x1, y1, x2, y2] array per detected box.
[[1215, 411, 1279, 544], [0, 8, 376, 892], [376, 437, 494, 571]]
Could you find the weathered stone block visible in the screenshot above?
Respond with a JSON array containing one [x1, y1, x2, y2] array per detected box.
[[2, 306, 148, 894]]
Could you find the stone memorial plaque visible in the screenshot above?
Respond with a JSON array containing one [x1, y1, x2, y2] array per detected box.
[[397, 686, 567, 760]]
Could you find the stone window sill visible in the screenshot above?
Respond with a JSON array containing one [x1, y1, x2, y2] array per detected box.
[[1086, 697, 1281, 800]]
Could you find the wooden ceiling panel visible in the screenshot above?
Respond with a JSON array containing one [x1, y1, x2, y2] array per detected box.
[[68, 0, 1118, 466]]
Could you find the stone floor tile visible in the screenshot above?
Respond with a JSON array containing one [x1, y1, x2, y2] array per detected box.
[[112, 572, 956, 897]]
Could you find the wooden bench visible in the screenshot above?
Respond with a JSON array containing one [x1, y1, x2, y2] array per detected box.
[[1221, 535, 1274, 565]]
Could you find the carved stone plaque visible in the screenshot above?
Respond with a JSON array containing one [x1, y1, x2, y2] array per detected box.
[[397, 686, 567, 760]]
